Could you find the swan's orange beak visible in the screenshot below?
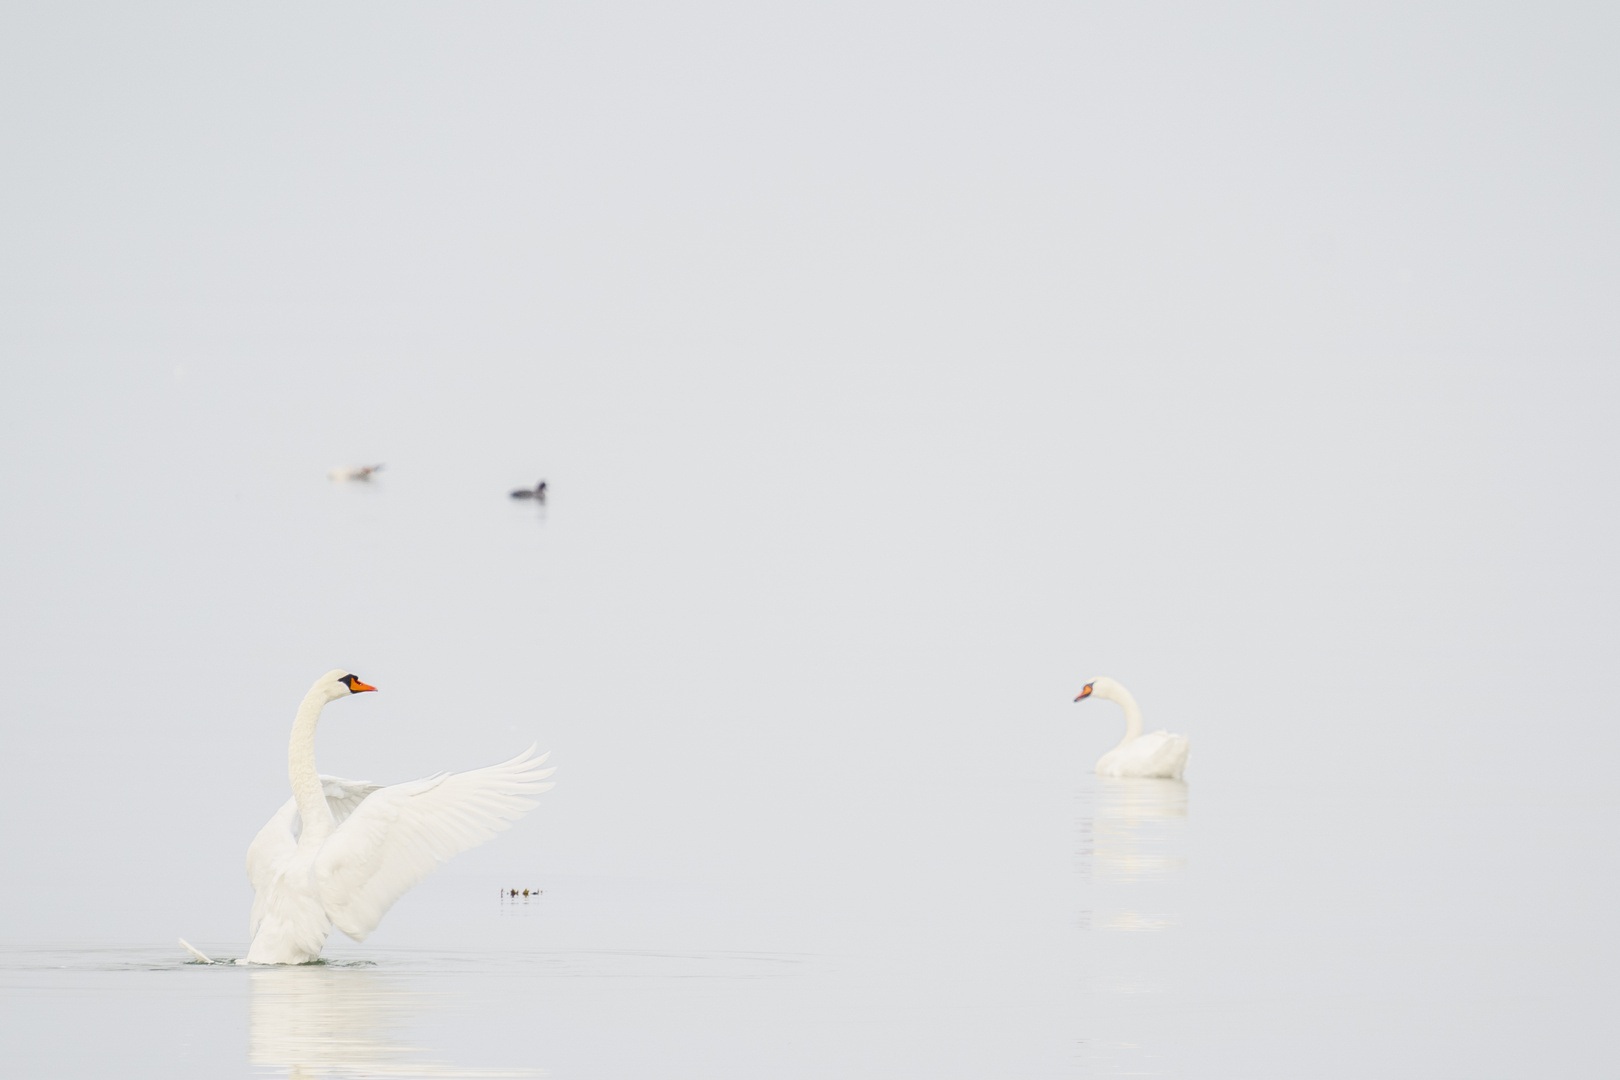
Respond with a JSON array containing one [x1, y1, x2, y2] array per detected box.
[[349, 678, 377, 693], [1074, 684, 1093, 702]]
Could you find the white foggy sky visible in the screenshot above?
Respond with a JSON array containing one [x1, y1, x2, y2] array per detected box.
[[1, 3, 1616, 945]]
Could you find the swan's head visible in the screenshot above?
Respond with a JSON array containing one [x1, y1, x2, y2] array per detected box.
[[1074, 676, 1122, 703], [313, 669, 378, 702]]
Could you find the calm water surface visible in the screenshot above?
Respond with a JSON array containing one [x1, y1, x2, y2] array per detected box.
[[4, 773, 1612, 1078]]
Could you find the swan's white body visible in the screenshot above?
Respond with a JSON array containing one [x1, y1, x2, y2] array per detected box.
[[243, 670, 554, 965], [1079, 677, 1189, 780]]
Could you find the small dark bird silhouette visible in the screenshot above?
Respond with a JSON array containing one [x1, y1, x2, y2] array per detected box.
[[510, 480, 547, 502]]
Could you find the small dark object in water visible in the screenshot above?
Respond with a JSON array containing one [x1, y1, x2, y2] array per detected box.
[[510, 480, 547, 502]]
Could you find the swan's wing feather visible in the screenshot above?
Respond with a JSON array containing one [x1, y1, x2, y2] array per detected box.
[[314, 746, 555, 941], [320, 775, 383, 827], [1137, 731, 1190, 778], [246, 798, 300, 937], [1131, 732, 1173, 754]]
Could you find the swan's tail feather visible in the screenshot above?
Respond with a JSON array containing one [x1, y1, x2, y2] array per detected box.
[[179, 938, 214, 964]]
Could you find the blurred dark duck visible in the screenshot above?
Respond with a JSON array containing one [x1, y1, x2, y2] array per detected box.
[[328, 463, 384, 482], [510, 480, 547, 502]]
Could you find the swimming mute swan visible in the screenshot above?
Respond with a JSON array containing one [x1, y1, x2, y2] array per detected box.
[[1075, 677, 1190, 780], [237, 670, 555, 964]]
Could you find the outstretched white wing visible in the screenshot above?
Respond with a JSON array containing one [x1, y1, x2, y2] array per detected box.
[[245, 776, 385, 937], [313, 746, 555, 941], [316, 776, 386, 830]]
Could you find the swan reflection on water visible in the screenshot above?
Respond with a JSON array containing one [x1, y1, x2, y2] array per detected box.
[[248, 965, 540, 1079], [1077, 776, 1189, 923], [1076, 777, 1190, 1074]]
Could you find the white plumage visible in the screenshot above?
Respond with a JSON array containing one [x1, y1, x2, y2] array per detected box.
[[1075, 676, 1190, 780], [243, 670, 555, 964]]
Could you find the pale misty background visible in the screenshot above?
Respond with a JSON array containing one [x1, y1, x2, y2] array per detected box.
[[1, 3, 1617, 1078]]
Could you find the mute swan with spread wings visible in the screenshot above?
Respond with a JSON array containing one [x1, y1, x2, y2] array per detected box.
[[242, 670, 555, 964], [1074, 677, 1189, 780]]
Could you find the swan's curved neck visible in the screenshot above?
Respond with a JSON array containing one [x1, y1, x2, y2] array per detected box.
[[1105, 686, 1145, 744], [289, 689, 335, 845]]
